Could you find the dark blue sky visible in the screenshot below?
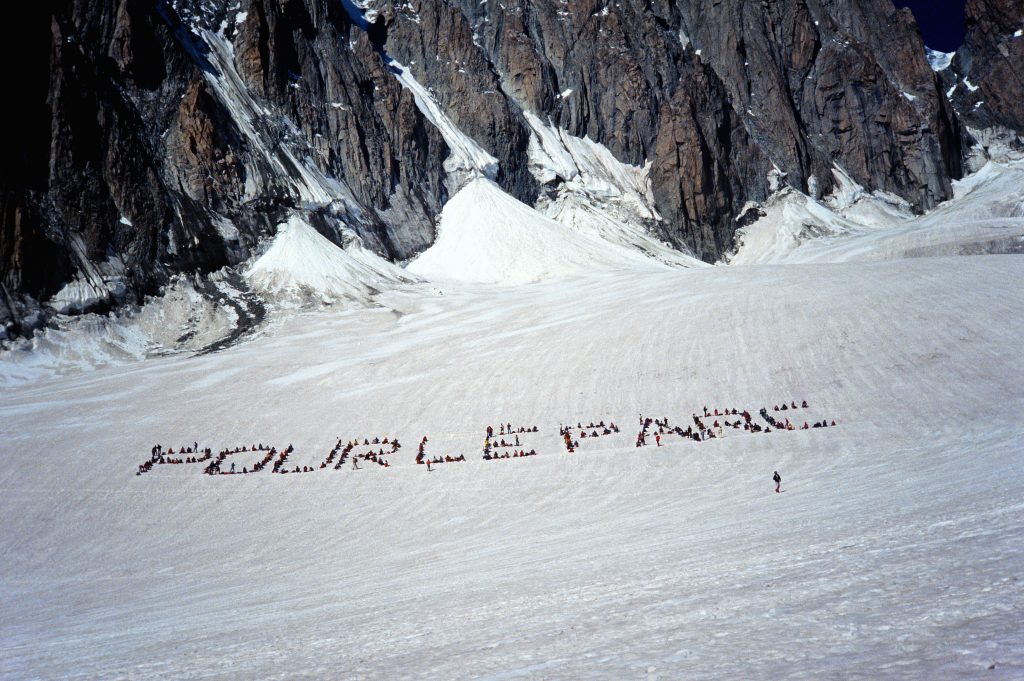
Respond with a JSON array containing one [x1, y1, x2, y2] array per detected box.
[[893, 0, 967, 52]]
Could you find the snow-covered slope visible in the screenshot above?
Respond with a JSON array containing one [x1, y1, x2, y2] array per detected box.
[[2, 255, 1022, 679], [729, 161, 1024, 264], [3, 99, 1024, 680], [244, 215, 416, 305], [0, 273, 261, 387], [406, 177, 667, 284]]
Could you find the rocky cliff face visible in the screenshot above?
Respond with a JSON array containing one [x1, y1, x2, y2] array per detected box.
[[2, 0, 1021, 338], [941, 0, 1024, 150]]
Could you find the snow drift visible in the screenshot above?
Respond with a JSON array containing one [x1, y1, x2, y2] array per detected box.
[[244, 216, 416, 305], [406, 178, 666, 284]]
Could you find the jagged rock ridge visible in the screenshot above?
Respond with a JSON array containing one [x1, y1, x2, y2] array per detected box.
[[1, 0, 1021, 339]]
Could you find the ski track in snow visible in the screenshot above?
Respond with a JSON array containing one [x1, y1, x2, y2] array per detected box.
[[2, 253, 1024, 679]]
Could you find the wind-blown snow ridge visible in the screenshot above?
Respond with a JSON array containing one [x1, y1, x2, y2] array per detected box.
[[245, 215, 416, 305], [406, 178, 666, 284]]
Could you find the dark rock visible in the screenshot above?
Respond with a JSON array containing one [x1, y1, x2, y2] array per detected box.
[[2, 0, 1019, 336], [945, 0, 1024, 136]]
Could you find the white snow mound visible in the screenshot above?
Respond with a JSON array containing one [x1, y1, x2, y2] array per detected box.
[[728, 161, 1024, 265], [406, 178, 665, 284], [245, 216, 415, 305]]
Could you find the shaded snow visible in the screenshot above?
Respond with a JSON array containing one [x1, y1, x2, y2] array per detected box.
[[48, 251, 128, 315], [1, 276, 245, 386], [925, 48, 954, 72], [49, 277, 121, 316]]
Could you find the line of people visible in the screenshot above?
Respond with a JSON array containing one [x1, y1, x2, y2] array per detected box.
[[760, 407, 836, 430], [484, 449, 537, 460], [486, 423, 539, 439], [334, 437, 400, 470], [138, 444, 215, 474], [138, 403, 840, 476], [417, 435, 466, 468], [560, 419, 621, 453], [202, 444, 288, 475]]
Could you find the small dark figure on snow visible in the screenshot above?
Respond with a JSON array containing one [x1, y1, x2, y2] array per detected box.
[[773, 471, 781, 493]]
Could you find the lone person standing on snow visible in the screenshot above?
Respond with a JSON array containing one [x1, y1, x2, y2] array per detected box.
[[773, 471, 782, 493]]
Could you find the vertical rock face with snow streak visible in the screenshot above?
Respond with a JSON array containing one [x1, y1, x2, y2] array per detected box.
[[940, 0, 1024, 146], [523, 112, 704, 267], [2, 0, 1022, 336]]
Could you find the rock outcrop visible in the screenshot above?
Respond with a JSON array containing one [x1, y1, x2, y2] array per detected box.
[[943, 0, 1024, 144]]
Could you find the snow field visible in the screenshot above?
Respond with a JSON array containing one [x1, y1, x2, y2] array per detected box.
[[2, 255, 1023, 679]]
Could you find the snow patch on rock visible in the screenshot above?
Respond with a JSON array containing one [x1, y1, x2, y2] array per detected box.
[[386, 59, 498, 190], [200, 31, 349, 208], [521, 112, 703, 267], [925, 48, 954, 72]]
